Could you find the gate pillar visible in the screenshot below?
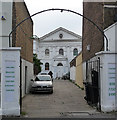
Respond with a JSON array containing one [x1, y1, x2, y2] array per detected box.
[[0, 47, 21, 116], [96, 51, 116, 112]]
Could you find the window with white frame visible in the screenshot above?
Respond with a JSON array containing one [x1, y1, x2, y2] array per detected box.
[[59, 49, 64, 55], [73, 48, 78, 56], [45, 49, 49, 56]]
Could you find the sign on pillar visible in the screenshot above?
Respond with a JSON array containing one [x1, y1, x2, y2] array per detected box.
[[1, 47, 21, 116]]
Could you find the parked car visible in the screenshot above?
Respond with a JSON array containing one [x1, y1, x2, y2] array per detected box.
[[30, 75, 53, 93], [38, 71, 48, 75], [62, 72, 70, 80]]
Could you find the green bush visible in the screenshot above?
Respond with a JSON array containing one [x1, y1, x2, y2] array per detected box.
[[33, 54, 43, 75]]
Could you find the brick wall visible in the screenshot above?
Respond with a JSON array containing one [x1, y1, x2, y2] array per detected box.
[[12, 2, 33, 63], [82, 2, 117, 62], [82, 2, 104, 62], [104, 2, 117, 29]]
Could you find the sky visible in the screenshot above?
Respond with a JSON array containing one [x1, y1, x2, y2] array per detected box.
[[24, 0, 83, 37]]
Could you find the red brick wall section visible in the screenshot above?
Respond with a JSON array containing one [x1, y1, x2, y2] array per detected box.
[[12, 2, 33, 63], [104, 2, 117, 29], [82, 2, 117, 62], [82, 2, 104, 62]]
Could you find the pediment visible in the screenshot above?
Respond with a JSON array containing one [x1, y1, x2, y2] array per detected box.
[[39, 27, 82, 42]]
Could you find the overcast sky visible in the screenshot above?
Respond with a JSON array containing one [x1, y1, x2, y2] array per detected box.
[[24, 0, 83, 37]]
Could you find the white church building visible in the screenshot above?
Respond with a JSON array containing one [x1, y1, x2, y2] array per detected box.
[[33, 27, 82, 79]]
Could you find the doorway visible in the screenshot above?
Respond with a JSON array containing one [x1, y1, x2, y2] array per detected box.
[[57, 63, 63, 78]]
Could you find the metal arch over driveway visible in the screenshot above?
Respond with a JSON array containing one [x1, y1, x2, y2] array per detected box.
[[9, 8, 109, 51]]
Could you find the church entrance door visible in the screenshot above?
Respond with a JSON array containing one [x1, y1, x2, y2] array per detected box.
[[57, 63, 63, 79], [57, 66, 63, 78]]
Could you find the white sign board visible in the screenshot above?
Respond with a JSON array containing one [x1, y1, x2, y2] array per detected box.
[[108, 63, 116, 100], [5, 60, 16, 102]]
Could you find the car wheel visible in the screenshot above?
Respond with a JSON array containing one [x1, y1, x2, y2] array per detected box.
[[50, 90, 53, 94], [30, 90, 34, 94]]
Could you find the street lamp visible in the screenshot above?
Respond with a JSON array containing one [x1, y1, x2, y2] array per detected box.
[[9, 8, 109, 51]]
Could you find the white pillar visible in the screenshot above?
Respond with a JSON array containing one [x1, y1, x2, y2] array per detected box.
[[96, 51, 116, 112], [1, 47, 21, 116]]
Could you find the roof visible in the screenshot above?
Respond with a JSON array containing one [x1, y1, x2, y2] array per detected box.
[[39, 27, 82, 41]]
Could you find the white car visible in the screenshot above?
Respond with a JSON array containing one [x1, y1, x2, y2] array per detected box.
[[30, 75, 53, 93]]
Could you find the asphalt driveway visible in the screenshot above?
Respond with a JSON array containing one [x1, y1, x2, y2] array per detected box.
[[22, 79, 109, 118]]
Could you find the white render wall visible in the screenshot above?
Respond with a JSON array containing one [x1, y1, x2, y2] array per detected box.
[[0, 1, 13, 48], [70, 66, 76, 81], [104, 22, 117, 52], [33, 39, 39, 54], [21, 59, 33, 97]]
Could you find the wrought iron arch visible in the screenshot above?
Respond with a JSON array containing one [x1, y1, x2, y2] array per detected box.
[[9, 8, 109, 51]]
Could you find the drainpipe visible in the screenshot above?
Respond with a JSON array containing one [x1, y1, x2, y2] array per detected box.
[[20, 57, 22, 114]]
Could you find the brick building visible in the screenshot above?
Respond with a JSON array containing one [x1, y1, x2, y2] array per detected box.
[[12, 2, 33, 64], [83, 2, 117, 62], [12, 1, 34, 97], [0, 1, 33, 98], [82, 1, 117, 111]]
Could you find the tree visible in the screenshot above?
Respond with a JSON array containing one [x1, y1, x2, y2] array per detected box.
[[33, 54, 43, 75]]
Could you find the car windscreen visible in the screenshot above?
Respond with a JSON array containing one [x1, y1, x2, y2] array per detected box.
[[41, 73, 48, 75], [35, 76, 51, 81]]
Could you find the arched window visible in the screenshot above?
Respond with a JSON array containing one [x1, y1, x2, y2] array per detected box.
[[59, 49, 64, 55], [45, 49, 49, 55], [57, 63, 63, 66], [45, 63, 49, 70], [73, 48, 78, 56]]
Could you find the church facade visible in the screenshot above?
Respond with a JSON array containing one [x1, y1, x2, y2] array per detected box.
[[33, 27, 82, 79]]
